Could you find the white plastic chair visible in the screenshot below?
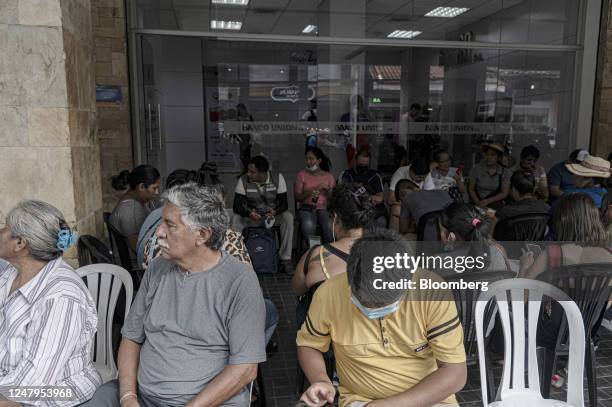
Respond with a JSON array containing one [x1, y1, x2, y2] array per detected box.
[[77, 264, 134, 383], [475, 278, 585, 407]]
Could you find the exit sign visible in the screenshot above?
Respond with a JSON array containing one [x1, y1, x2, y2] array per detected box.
[[372, 97, 382, 103]]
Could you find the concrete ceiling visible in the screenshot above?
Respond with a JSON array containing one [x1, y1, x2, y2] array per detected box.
[[134, 0, 577, 43]]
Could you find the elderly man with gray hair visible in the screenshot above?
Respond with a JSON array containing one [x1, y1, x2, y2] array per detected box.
[[89, 183, 266, 407], [0, 200, 101, 406]]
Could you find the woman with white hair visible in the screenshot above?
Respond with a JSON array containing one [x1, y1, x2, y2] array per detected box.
[[0, 200, 101, 405]]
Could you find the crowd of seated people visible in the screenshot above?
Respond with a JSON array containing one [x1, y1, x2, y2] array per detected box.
[[2, 140, 612, 407]]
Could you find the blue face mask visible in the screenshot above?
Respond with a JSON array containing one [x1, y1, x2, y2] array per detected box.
[[351, 295, 400, 319]]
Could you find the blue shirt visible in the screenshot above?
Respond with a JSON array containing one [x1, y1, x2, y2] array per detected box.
[[547, 162, 575, 190], [550, 187, 607, 223], [562, 187, 607, 208]]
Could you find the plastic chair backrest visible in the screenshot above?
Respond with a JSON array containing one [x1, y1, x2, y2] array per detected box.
[[493, 213, 550, 242], [445, 270, 515, 360], [536, 263, 612, 342], [416, 209, 443, 242], [78, 235, 113, 266], [103, 212, 133, 270], [475, 278, 585, 406], [77, 264, 134, 380]]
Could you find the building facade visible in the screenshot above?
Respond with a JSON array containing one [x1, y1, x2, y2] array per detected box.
[[1, 0, 611, 247]]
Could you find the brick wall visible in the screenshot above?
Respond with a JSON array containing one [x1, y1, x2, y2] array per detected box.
[[91, 0, 133, 211]]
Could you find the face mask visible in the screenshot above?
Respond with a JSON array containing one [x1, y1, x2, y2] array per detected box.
[[307, 164, 319, 172], [264, 216, 275, 229], [355, 165, 368, 175], [351, 295, 400, 319]]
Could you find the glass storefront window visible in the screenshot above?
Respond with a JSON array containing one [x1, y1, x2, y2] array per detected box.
[[132, 0, 581, 45], [136, 34, 577, 207], [130, 0, 594, 210]]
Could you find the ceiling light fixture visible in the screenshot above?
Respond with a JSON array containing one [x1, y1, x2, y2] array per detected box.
[[210, 20, 242, 30], [211, 0, 249, 5], [425, 7, 469, 18], [302, 25, 317, 34], [387, 30, 422, 39]]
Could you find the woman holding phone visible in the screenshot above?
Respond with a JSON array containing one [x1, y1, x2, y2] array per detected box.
[[430, 149, 466, 194], [294, 147, 336, 244]]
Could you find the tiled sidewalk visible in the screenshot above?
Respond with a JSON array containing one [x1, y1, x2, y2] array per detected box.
[[258, 273, 612, 407]]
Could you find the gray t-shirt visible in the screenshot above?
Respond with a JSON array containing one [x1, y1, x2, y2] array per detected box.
[[110, 199, 150, 237], [110, 199, 150, 268], [121, 251, 266, 406], [468, 162, 510, 199]]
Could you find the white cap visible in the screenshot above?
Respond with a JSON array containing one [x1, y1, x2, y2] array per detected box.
[[576, 150, 589, 162]]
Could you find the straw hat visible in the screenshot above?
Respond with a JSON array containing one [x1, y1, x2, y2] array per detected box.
[[566, 155, 611, 178], [483, 143, 505, 155]]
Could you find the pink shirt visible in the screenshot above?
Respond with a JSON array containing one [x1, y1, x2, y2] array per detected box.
[[295, 170, 336, 210]]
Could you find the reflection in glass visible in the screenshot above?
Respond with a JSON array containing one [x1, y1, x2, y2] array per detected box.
[[132, 0, 582, 45]]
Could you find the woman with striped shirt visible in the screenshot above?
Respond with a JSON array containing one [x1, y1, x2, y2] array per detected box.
[[0, 200, 101, 406]]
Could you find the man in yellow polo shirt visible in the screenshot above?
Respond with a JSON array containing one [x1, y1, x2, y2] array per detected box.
[[296, 229, 467, 407]]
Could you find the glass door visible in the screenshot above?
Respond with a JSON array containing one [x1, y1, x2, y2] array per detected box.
[[138, 36, 165, 180], [136, 35, 207, 185]]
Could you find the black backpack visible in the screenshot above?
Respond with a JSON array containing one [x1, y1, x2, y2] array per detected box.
[[244, 227, 279, 274]]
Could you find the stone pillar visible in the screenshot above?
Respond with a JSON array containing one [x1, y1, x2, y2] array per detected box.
[[0, 0, 103, 259], [91, 0, 132, 210], [591, 0, 612, 158]]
